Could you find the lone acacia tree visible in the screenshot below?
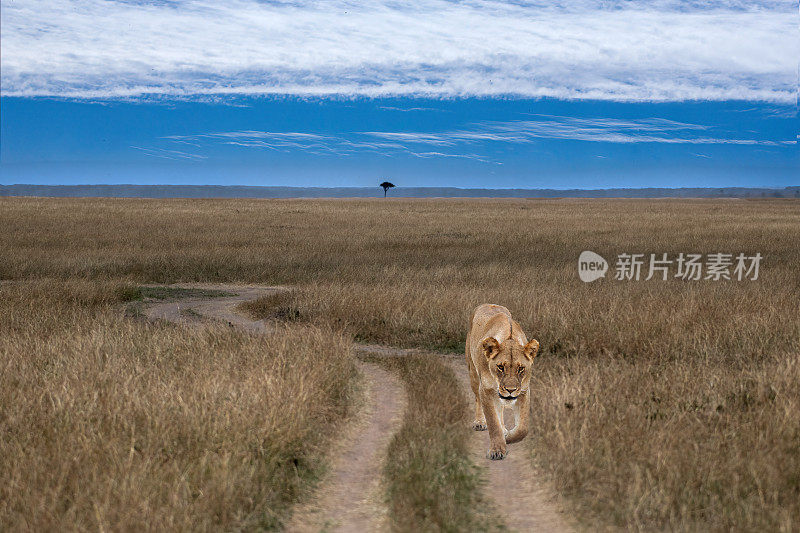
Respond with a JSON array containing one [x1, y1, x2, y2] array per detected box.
[[379, 181, 395, 197]]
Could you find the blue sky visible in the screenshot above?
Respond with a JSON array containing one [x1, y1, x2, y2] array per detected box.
[[1, 0, 797, 189]]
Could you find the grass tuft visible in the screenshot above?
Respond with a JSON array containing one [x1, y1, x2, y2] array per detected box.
[[238, 291, 303, 323]]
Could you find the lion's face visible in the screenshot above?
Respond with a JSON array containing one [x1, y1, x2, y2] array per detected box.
[[481, 337, 539, 399]]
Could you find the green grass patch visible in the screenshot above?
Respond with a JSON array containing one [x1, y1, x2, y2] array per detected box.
[[131, 286, 236, 301]]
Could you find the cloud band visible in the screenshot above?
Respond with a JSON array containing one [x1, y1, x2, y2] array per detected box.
[[3, 0, 793, 102]]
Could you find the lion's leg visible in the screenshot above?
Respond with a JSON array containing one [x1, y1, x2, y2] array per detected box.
[[472, 395, 487, 431], [480, 388, 507, 460], [497, 402, 509, 440], [506, 391, 529, 444], [466, 348, 486, 431]]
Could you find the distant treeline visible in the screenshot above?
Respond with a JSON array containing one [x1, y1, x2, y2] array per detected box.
[[1, 184, 799, 199]]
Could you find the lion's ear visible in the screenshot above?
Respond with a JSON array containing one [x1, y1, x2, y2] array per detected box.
[[523, 339, 540, 361], [481, 337, 501, 360]]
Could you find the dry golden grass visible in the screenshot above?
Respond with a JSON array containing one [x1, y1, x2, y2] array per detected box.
[[0, 279, 357, 531], [530, 349, 799, 531], [2, 196, 799, 530]]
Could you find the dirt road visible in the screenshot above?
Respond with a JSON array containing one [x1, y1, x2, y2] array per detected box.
[[138, 284, 571, 532], [445, 355, 572, 532], [143, 284, 406, 532]]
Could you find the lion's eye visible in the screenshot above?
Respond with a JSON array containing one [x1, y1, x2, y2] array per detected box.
[[497, 365, 504, 373], [518, 367, 525, 375]]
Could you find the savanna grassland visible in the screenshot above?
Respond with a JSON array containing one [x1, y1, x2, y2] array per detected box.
[[0, 279, 358, 531], [1, 196, 799, 531]]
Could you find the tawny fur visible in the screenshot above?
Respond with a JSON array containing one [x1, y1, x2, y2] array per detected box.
[[465, 304, 539, 460]]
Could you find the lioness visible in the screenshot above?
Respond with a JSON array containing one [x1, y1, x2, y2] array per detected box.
[[466, 304, 539, 460]]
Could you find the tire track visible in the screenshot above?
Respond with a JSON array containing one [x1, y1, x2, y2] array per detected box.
[[138, 283, 571, 532], [285, 361, 405, 533], [140, 284, 406, 533]]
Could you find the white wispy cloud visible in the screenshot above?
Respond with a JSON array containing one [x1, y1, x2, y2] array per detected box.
[[1, 0, 794, 102], [150, 115, 792, 163], [160, 130, 494, 161], [407, 151, 493, 163], [130, 146, 207, 160], [362, 117, 795, 146], [378, 106, 448, 112]]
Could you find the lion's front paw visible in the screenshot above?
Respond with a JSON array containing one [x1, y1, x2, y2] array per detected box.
[[471, 421, 488, 431], [486, 445, 507, 460]]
